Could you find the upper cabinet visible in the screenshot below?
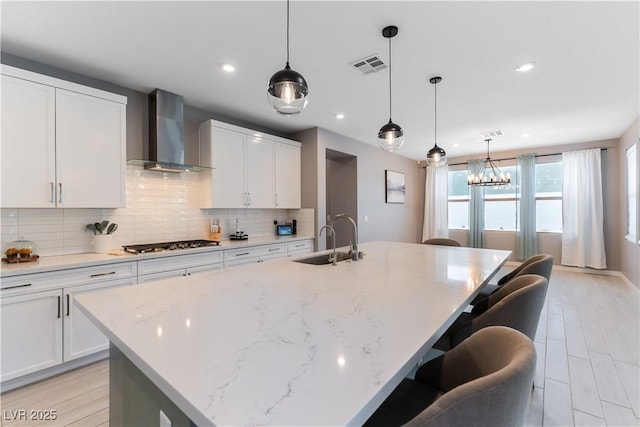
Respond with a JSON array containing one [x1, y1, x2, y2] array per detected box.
[[199, 120, 301, 209], [1, 66, 127, 208]]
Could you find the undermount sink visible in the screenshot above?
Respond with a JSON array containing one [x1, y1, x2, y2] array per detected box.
[[293, 251, 352, 265]]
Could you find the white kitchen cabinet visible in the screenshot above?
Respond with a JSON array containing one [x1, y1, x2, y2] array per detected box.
[[199, 120, 300, 209], [55, 89, 126, 208], [0, 289, 63, 382], [223, 243, 287, 268], [0, 74, 56, 208], [275, 142, 301, 208], [63, 277, 135, 362], [0, 65, 127, 208], [0, 261, 137, 383], [246, 136, 274, 208], [287, 239, 314, 256], [137, 251, 224, 283]]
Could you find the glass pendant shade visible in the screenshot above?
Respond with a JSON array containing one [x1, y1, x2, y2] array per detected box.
[[267, 0, 308, 115], [267, 62, 309, 115], [377, 25, 403, 152], [378, 119, 404, 151], [426, 76, 447, 167], [427, 143, 447, 166]]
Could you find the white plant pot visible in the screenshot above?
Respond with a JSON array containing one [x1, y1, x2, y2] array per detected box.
[[94, 234, 113, 254]]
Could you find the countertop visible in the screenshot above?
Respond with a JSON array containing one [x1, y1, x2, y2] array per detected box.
[[75, 241, 510, 426], [0, 235, 314, 277]]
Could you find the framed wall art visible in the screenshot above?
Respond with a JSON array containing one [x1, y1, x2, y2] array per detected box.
[[385, 170, 405, 204]]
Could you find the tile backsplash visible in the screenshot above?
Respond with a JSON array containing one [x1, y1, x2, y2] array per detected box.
[[1, 165, 314, 256]]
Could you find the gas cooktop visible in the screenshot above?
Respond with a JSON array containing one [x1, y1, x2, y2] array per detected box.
[[122, 239, 220, 254]]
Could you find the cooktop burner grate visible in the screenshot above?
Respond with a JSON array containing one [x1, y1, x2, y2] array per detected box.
[[122, 239, 220, 254]]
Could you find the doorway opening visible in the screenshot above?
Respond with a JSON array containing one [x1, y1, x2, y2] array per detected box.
[[326, 149, 358, 248]]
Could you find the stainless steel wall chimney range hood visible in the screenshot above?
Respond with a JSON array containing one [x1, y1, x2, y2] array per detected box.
[[129, 89, 205, 173]]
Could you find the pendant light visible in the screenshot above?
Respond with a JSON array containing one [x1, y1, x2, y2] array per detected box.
[[426, 76, 447, 166], [467, 139, 511, 186], [378, 25, 404, 152], [267, 0, 308, 115]]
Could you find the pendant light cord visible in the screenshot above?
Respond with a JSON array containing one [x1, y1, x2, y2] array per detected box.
[[434, 80, 437, 145], [286, 0, 290, 65], [388, 36, 392, 120]]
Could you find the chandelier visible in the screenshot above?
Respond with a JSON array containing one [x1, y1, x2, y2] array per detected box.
[[467, 139, 511, 186]]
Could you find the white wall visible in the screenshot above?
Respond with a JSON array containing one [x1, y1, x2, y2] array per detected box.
[[619, 117, 639, 288], [294, 127, 424, 250]]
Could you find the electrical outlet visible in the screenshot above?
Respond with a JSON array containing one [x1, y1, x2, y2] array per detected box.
[[159, 410, 172, 427]]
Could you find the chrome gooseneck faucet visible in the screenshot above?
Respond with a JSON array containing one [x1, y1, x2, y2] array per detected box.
[[318, 225, 337, 266], [329, 214, 362, 261]]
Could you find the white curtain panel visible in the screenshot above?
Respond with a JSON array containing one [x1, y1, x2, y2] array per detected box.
[[468, 160, 485, 248], [561, 148, 607, 269], [516, 154, 537, 260], [422, 164, 449, 242]]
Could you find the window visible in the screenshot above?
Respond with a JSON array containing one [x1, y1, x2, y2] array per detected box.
[[484, 166, 517, 231], [535, 161, 562, 232], [627, 144, 637, 242], [448, 160, 563, 232], [448, 170, 469, 229]]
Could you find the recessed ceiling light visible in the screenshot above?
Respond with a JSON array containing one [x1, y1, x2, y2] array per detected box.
[[522, 132, 532, 137], [335, 113, 345, 119], [453, 143, 459, 147], [221, 63, 235, 73], [515, 62, 535, 72]]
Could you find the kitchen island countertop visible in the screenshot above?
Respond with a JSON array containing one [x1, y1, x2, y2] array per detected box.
[[76, 241, 510, 426]]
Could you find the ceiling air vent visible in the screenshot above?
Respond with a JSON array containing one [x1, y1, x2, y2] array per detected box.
[[351, 54, 387, 75], [480, 130, 504, 138]]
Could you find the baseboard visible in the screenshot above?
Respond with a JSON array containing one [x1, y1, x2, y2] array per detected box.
[[1, 350, 108, 393], [503, 262, 639, 292]]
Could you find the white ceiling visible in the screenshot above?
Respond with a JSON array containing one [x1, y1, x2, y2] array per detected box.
[[2, 1, 638, 160]]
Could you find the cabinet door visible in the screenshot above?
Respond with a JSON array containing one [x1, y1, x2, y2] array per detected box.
[[246, 138, 274, 208], [1, 75, 56, 207], [55, 89, 126, 208], [1, 289, 63, 381], [211, 127, 246, 208], [63, 277, 136, 362], [275, 143, 301, 208]]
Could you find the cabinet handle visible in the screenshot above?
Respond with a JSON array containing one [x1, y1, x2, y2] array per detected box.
[[66, 294, 70, 316], [235, 252, 250, 257], [275, 193, 279, 207], [268, 247, 281, 252], [2, 283, 32, 291], [50, 182, 55, 203], [90, 271, 116, 278], [295, 244, 304, 248], [58, 182, 63, 203], [57, 296, 61, 319], [247, 192, 251, 206]]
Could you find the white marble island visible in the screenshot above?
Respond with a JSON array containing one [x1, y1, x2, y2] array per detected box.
[[76, 241, 510, 426]]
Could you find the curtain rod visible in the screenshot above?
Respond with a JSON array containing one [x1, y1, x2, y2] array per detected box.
[[422, 148, 608, 168]]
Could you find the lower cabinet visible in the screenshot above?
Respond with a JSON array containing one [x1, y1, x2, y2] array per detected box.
[[224, 243, 287, 268], [138, 251, 224, 283], [63, 278, 136, 362], [287, 239, 313, 256], [0, 261, 137, 383], [1, 289, 63, 381]]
